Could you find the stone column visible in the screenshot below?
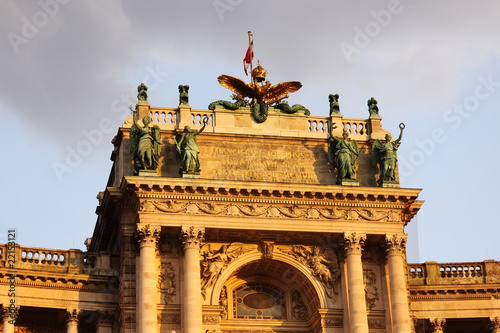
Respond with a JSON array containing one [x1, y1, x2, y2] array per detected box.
[[344, 232, 368, 333], [430, 318, 445, 333], [96, 311, 114, 333], [181, 226, 205, 333], [1, 307, 18, 333], [135, 225, 160, 333], [491, 316, 500, 333], [386, 234, 412, 332], [65, 309, 79, 333]]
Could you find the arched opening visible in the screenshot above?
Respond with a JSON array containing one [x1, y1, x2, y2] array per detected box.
[[217, 258, 321, 332]]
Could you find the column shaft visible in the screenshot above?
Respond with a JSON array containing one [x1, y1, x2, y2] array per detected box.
[[386, 234, 412, 333], [136, 225, 160, 333], [65, 309, 79, 333], [1, 307, 18, 333], [181, 226, 205, 333], [344, 233, 368, 333]]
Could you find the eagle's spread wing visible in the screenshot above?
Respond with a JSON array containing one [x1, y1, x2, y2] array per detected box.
[[264, 81, 302, 104], [217, 75, 254, 99]]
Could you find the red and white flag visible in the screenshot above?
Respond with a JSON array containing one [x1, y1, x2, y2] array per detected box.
[[243, 32, 254, 75]]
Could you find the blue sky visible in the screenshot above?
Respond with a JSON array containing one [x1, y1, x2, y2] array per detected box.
[[1, 1, 499, 263]]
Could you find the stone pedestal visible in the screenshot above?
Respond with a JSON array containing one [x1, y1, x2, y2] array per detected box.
[[181, 172, 201, 179], [339, 179, 359, 186], [381, 181, 399, 188], [138, 169, 158, 177]]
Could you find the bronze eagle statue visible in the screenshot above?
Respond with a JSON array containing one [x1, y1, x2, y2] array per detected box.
[[217, 61, 302, 123]]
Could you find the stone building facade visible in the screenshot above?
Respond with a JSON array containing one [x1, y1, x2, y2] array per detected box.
[[1, 95, 499, 333]]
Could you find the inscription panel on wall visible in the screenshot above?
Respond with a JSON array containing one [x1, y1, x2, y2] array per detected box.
[[201, 136, 333, 184]]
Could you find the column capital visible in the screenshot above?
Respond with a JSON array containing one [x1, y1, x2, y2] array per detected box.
[[135, 224, 160, 248], [430, 318, 446, 332], [96, 310, 114, 326], [181, 226, 205, 250], [491, 316, 500, 332], [65, 309, 80, 323], [1, 306, 19, 323], [343, 232, 366, 255], [385, 234, 407, 257]]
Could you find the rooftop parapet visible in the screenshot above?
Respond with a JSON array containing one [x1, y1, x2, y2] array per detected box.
[[0, 244, 117, 277], [408, 260, 500, 286]]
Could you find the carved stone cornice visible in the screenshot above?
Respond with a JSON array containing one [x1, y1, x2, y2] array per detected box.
[[135, 224, 160, 248], [385, 234, 407, 257], [124, 177, 422, 220], [181, 226, 205, 249], [343, 232, 366, 255]]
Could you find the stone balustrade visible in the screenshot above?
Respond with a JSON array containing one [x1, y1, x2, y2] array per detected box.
[[124, 105, 384, 141], [0, 244, 117, 276], [408, 260, 500, 285]]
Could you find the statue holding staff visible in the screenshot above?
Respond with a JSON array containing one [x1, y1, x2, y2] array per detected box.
[[175, 116, 208, 174], [371, 123, 405, 186]]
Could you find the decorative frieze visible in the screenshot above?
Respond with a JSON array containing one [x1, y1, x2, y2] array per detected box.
[[145, 200, 401, 222]]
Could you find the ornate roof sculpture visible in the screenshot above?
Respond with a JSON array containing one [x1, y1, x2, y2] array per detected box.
[[217, 61, 303, 123]]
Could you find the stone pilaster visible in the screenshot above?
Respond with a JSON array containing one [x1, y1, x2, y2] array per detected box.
[[181, 226, 205, 333], [344, 232, 368, 333], [386, 234, 412, 333], [65, 309, 79, 333], [430, 318, 446, 333], [1, 306, 18, 333], [135, 224, 160, 333], [96, 310, 114, 333]]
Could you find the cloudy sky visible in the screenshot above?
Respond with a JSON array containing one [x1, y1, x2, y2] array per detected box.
[[1, 1, 499, 263]]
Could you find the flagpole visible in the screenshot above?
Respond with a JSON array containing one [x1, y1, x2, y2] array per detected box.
[[247, 31, 253, 75]]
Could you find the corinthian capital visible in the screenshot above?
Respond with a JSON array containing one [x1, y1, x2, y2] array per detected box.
[[65, 309, 80, 323], [385, 234, 407, 257], [430, 318, 445, 332], [181, 226, 205, 249], [343, 232, 366, 255], [1, 306, 19, 322], [135, 224, 161, 247]]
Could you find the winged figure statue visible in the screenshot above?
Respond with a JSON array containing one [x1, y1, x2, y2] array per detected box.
[[217, 61, 302, 123]]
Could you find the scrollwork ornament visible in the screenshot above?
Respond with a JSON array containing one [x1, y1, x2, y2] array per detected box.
[[135, 224, 160, 247], [385, 234, 407, 257], [343, 232, 366, 255], [181, 226, 205, 249]]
